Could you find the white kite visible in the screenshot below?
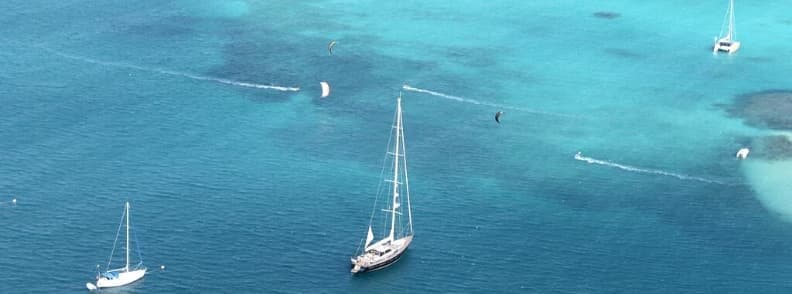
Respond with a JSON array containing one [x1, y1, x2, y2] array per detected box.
[[320, 81, 331, 98]]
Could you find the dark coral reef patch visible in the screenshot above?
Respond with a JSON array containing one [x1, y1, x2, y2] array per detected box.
[[723, 90, 792, 131]]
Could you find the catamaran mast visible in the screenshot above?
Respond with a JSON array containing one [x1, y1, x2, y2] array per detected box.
[[125, 201, 130, 272], [388, 97, 402, 241], [727, 0, 735, 40]]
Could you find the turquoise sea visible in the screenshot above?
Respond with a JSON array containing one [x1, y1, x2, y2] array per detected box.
[[2, 0, 792, 292]]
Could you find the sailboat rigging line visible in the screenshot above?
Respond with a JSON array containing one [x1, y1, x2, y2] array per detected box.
[[400, 111, 414, 234], [388, 99, 402, 241], [132, 212, 144, 265], [718, 0, 736, 40], [106, 205, 126, 270], [355, 105, 398, 256]]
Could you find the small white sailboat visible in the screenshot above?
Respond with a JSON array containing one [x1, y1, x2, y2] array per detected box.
[[736, 147, 750, 159], [350, 94, 414, 274], [86, 202, 147, 290], [713, 0, 740, 54]]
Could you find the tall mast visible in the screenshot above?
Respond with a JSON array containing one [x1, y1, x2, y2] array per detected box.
[[125, 201, 130, 272], [388, 97, 402, 241]]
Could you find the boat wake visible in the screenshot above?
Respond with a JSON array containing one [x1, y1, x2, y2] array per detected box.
[[574, 152, 724, 185], [0, 198, 17, 206], [402, 84, 577, 118], [43, 48, 300, 92]]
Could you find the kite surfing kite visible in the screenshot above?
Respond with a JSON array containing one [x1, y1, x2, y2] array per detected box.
[[495, 111, 504, 123], [328, 41, 337, 55], [320, 81, 331, 98]]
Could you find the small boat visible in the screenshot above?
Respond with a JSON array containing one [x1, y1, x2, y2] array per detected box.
[[736, 148, 750, 159], [713, 0, 740, 54], [350, 94, 415, 274], [87, 202, 147, 290]]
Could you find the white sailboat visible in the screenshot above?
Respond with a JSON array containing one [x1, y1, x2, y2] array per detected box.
[[713, 0, 740, 54], [86, 202, 147, 290], [350, 95, 414, 274]]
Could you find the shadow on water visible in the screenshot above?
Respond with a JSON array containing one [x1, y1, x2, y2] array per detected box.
[[603, 48, 643, 59], [593, 11, 621, 20], [348, 253, 413, 287]]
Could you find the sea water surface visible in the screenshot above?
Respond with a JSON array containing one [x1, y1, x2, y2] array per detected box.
[[2, 0, 792, 293]]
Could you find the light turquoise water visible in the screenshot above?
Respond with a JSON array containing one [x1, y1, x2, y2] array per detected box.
[[2, 0, 792, 292]]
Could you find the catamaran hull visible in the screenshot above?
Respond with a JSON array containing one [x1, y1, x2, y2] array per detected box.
[[95, 269, 146, 288], [713, 39, 741, 54]]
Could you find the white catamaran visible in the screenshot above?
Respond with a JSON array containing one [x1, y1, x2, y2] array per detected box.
[[713, 0, 740, 54], [86, 202, 147, 290], [350, 95, 414, 274]]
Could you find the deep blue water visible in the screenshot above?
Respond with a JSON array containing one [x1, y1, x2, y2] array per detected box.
[[2, 0, 792, 293]]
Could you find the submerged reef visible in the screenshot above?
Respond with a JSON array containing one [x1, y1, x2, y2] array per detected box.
[[723, 90, 792, 131], [753, 135, 792, 160], [593, 11, 621, 19], [723, 90, 792, 160]]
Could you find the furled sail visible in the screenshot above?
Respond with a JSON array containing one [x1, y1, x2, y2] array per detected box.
[[365, 226, 374, 248]]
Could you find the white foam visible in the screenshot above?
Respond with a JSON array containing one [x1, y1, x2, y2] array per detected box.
[[574, 152, 724, 185], [43, 48, 299, 92], [402, 84, 577, 118]]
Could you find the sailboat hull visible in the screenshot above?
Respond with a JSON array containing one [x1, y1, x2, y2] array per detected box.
[[95, 269, 146, 288], [351, 235, 413, 274], [355, 246, 408, 273]]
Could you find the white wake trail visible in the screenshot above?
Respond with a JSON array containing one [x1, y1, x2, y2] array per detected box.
[[44, 48, 300, 92], [574, 152, 724, 185], [402, 84, 577, 118], [0, 198, 17, 206]]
